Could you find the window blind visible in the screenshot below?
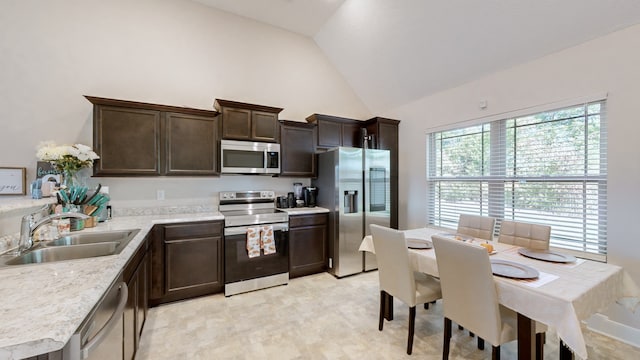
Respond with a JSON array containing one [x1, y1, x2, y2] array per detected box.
[[427, 101, 607, 259]]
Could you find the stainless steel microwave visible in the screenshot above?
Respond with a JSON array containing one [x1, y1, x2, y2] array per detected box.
[[220, 139, 280, 174]]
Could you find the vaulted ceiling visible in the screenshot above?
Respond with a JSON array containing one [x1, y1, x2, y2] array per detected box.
[[193, 0, 640, 114]]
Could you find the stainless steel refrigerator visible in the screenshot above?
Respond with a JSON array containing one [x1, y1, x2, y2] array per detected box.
[[313, 147, 391, 278]]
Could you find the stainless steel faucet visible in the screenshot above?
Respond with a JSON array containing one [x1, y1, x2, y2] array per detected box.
[[16, 207, 90, 255]]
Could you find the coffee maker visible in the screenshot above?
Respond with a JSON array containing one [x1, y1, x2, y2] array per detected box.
[[303, 186, 318, 207]]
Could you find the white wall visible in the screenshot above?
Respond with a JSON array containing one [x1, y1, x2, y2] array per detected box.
[[0, 0, 370, 208], [386, 24, 640, 284]]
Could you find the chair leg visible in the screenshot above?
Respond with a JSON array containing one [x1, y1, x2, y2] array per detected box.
[[384, 293, 394, 321], [477, 337, 484, 350], [378, 291, 385, 331], [424, 302, 429, 310], [443, 318, 452, 360], [491, 345, 500, 360], [536, 333, 544, 360], [407, 306, 416, 355], [559, 340, 574, 360]]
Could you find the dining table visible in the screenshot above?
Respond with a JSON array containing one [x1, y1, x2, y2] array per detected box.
[[359, 227, 640, 360]]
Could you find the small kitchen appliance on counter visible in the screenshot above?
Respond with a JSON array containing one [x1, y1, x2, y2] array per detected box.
[[219, 190, 289, 296], [303, 186, 318, 207], [293, 182, 304, 207]]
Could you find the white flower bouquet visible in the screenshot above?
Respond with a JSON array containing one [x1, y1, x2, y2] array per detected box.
[[36, 141, 100, 173]]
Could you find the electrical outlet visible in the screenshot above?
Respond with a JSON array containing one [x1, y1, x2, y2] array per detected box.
[[157, 190, 165, 200]]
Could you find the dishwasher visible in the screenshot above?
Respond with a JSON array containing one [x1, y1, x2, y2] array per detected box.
[[63, 275, 128, 360]]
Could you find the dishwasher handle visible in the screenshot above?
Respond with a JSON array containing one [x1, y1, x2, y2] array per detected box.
[[80, 282, 128, 360]]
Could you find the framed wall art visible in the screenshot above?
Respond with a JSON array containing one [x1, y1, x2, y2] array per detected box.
[[0, 167, 27, 195]]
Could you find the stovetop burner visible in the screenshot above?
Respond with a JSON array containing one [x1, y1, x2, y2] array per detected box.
[[219, 190, 288, 227]]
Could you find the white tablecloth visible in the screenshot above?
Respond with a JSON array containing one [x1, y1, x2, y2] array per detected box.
[[360, 227, 640, 359]]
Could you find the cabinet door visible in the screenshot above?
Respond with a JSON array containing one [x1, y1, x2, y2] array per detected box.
[[289, 214, 328, 278], [341, 122, 362, 148], [149, 226, 164, 301], [317, 120, 342, 148], [374, 122, 398, 152], [165, 112, 218, 175], [94, 106, 161, 175], [150, 221, 224, 305], [252, 111, 279, 142], [289, 226, 327, 278], [280, 122, 316, 177], [136, 253, 149, 339], [165, 236, 223, 295], [221, 107, 252, 140]]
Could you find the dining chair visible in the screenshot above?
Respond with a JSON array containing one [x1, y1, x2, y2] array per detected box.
[[455, 214, 497, 341], [370, 224, 442, 355], [431, 234, 546, 360], [456, 214, 496, 240], [497, 220, 551, 250]]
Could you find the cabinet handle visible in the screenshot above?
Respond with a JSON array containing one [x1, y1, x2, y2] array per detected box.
[[81, 282, 128, 359]]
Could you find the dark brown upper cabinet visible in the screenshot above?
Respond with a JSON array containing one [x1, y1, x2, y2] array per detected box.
[[306, 113, 362, 150], [364, 117, 400, 153], [164, 112, 218, 175], [91, 103, 162, 176], [279, 120, 317, 177], [214, 99, 283, 143], [86, 96, 219, 176]]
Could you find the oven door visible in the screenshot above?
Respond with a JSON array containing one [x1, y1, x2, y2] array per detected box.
[[224, 222, 289, 284]]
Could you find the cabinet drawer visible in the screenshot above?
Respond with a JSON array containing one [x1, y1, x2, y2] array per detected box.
[[289, 214, 327, 228], [164, 221, 222, 240]]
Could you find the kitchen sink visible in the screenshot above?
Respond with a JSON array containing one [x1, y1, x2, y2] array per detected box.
[[46, 229, 140, 247], [5, 242, 120, 265], [1, 229, 140, 266]]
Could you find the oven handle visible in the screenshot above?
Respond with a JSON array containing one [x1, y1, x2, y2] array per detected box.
[[225, 222, 289, 236]]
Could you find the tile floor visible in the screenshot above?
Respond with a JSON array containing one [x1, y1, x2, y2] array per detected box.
[[137, 271, 640, 359]]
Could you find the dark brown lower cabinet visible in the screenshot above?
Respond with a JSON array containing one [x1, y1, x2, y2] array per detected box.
[[123, 235, 150, 360], [289, 213, 328, 278], [150, 221, 224, 306]]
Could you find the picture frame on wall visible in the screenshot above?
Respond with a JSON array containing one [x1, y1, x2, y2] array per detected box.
[[0, 167, 27, 195]]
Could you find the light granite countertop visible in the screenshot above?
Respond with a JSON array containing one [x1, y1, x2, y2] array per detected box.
[[0, 197, 56, 215], [276, 207, 329, 215], [0, 212, 224, 360]]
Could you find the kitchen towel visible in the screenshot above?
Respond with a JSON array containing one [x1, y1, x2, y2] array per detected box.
[[246, 226, 261, 258], [261, 225, 276, 255]]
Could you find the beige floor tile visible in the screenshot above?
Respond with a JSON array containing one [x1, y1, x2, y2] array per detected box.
[[137, 271, 640, 359]]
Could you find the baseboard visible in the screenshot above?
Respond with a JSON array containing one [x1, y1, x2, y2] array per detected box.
[[586, 313, 640, 349]]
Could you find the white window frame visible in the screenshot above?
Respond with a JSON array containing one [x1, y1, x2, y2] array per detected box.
[[426, 97, 607, 262]]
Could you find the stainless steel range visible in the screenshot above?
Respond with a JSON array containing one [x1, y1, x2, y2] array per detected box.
[[219, 190, 289, 296]]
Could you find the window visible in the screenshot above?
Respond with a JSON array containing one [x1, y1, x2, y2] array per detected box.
[[427, 100, 607, 260]]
